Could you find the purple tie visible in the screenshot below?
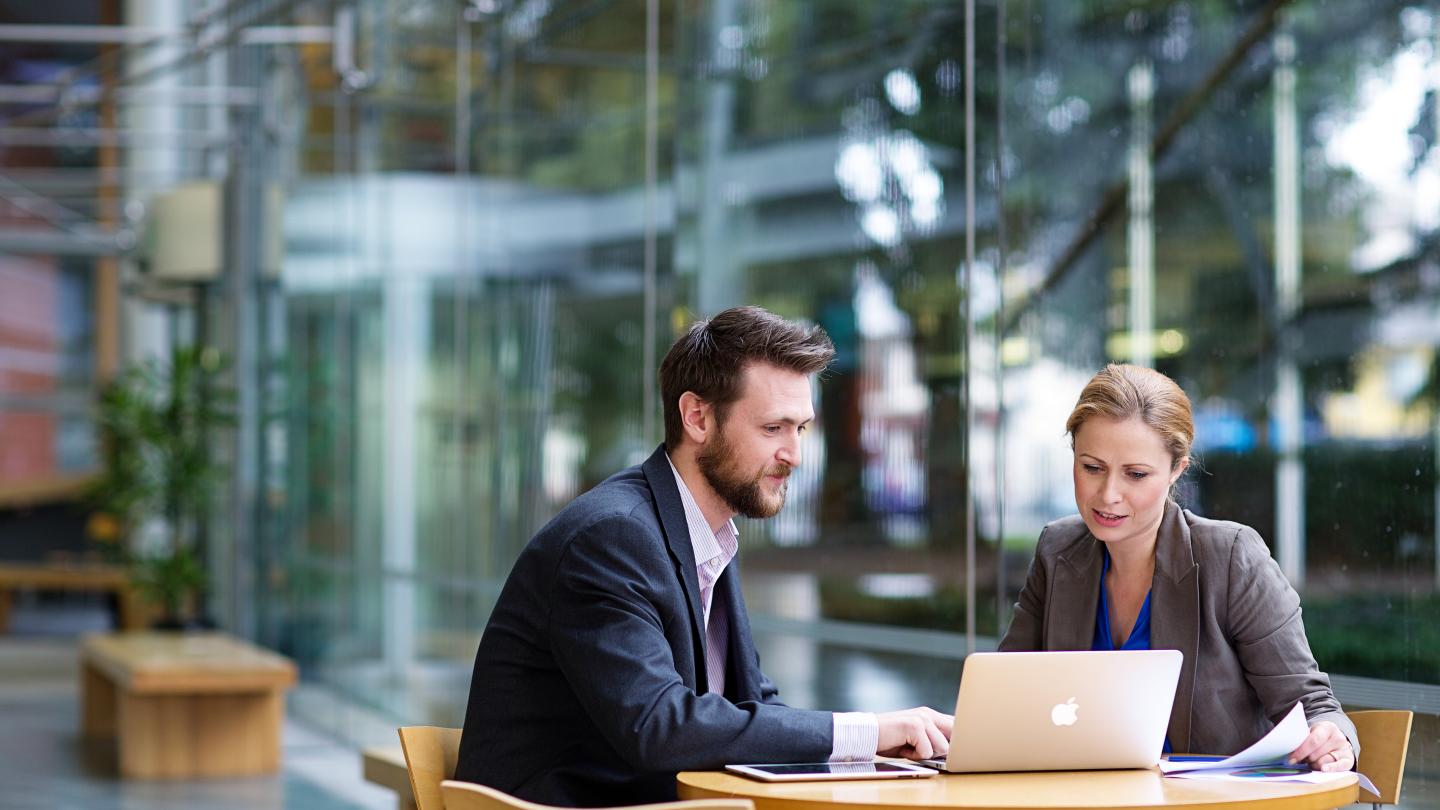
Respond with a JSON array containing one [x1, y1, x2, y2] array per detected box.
[[704, 581, 729, 695]]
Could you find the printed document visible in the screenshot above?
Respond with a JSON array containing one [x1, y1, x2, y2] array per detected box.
[[1157, 701, 1310, 774], [1158, 701, 1377, 794]]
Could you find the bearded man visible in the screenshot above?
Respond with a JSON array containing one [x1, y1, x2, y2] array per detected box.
[[455, 306, 952, 807]]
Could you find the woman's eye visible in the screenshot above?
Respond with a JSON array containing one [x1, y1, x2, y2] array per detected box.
[[1082, 464, 1101, 473], [1127, 470, 1149, 480]]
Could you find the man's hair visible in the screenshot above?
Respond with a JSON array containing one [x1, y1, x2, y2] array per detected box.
[[659, 306, 835, 449]]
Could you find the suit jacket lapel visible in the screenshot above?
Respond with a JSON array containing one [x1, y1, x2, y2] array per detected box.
[[1150, 500, 1200, 753], [1050, 533, 1103, 650], [716, 560, 759, 703], [641, 445, 710, 692]]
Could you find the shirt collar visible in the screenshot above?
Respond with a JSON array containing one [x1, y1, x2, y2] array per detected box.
[[666, 453, 739, 570]]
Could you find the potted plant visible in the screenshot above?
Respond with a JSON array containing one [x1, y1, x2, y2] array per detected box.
[[128, 545, 209, 628], [89, 345, 233, 629]]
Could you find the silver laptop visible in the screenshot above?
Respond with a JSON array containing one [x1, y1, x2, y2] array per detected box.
[[927, 649, 1182, 773]]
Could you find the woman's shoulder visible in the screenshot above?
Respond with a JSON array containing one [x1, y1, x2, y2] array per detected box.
[[1034, 514, 1093, 557], [1180, 508, 1271, 566]]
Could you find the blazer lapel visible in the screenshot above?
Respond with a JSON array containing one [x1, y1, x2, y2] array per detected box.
[[715, 562, 756, 702], [1150, 500, 1200, 753], [641, 445, 710, 691], [1049, 533, 1103, 650]]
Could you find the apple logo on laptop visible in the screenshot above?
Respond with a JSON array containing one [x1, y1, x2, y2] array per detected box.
[[1051, 697, 1079, 727]]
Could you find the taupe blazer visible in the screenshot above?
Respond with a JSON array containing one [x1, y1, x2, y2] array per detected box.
[[998, 500, 1359, 758]]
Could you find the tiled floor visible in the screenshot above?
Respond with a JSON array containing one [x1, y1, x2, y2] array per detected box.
[[0, 610, 395, 810]]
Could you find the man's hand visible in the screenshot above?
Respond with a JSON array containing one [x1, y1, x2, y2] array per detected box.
[[876, 707, 954, 761], [1287, 720, 1354, 772]]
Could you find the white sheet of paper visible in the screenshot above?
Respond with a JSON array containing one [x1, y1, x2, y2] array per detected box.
[[1157, 701, 1309, 774]]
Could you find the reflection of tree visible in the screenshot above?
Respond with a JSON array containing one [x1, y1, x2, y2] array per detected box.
[[551, 290, 656, 489], [277, 0, 1440, 586], [817, 295, 870, 543], [731, 0, 1433, 557], [1005, 0, 1300, 328], [1002, 0, 1418, 372], [288, 298, 363, 557]]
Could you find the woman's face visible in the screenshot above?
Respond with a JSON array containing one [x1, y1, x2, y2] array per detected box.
[[1072, 416, 1188, 552]]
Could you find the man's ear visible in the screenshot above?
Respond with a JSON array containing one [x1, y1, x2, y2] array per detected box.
[[678, 391, 712, 445]]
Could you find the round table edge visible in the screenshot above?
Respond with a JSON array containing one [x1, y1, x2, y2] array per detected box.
[[675, 770, 1360, 810]]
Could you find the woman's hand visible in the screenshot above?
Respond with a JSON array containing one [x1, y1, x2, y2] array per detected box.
[[1287, 720, 1354, 772]]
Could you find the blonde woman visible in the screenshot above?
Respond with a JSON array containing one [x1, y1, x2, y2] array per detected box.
[[999, 364, 1357, 771]]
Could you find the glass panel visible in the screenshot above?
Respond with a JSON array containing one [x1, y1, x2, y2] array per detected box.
[[674, 3, 983, 691], [245, 3, 1440, 797], [0, 256, 95, 492], [266, 0, 671, 734], [999, 3, 1439, 802]]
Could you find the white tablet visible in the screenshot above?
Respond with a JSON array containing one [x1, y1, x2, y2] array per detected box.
[[724, 761, 938, 782]]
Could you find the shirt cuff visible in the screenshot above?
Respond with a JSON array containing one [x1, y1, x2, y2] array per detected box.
[[829, 712, 880, 762]]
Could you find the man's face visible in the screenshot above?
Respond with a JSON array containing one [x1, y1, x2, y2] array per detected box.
[[697, 363, 814, 519]]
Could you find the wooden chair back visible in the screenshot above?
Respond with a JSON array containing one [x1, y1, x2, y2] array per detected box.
[[1350, 710, 1413, 806], [441, 779, 755, 810], [397, 726, 464, 810]]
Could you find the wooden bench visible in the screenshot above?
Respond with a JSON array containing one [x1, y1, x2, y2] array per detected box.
[[80, 631, 297, 778], [364, 744, 418, 810], [0, 562, 145, 632]]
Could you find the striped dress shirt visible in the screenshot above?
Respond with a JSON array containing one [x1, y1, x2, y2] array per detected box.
[[667, 456, 877, 761]]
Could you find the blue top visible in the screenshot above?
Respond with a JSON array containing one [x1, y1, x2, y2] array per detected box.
[[1093, 548, 1171, 753], [1092, 549, 1154, 651]]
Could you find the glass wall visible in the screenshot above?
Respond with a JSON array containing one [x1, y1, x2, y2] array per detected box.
[[0, 254, 94, 497], [236, 0, 1438, 797], [0, 32, 101, 504]]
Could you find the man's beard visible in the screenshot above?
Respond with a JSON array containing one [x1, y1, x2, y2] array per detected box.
[[697, 424, 791, 519]]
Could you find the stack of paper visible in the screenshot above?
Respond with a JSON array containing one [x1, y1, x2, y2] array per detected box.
[[1158, 702, 1377, 793]]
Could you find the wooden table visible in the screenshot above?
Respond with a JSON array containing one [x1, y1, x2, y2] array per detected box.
[[677, 767, 1359, 810], [80, 631, 297, 779], [0, 562, 145, 632], [363, 745, 418, 810]]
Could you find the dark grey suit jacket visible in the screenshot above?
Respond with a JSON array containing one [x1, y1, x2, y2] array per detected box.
[[455, 446, 832, 807], [998, 500, 1358, 758]]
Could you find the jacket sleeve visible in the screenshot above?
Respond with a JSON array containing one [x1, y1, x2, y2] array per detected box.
[[998, 526, 1050, 652], [546, 514, 831, 771], [756, 668, 787, 706], [1225, 527, 1360, 758]]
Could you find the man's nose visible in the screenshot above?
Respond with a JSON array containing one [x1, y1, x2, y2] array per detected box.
[[777, 433, 801, 468]]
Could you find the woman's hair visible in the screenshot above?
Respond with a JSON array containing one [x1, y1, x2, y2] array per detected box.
[[1066, 364, 1194, 471]]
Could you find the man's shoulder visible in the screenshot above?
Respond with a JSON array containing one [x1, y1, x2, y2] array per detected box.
[[539, 462, 664, 544], [574, 463, 656, 515]]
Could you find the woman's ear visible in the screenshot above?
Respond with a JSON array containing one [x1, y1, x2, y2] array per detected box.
[[1170, 456, 1191, 486]]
